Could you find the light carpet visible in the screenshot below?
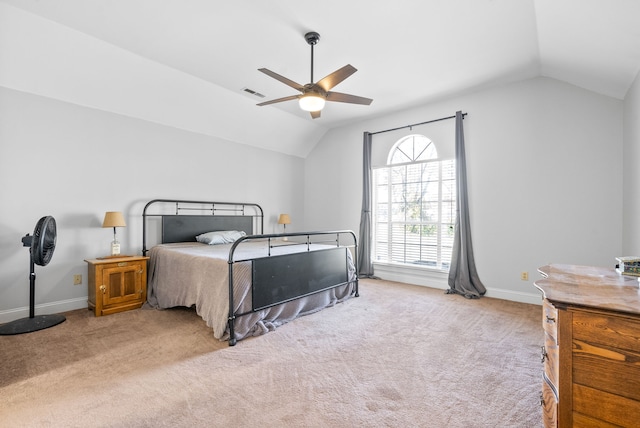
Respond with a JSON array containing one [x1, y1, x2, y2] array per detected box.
[[0, 279, 543, 427]]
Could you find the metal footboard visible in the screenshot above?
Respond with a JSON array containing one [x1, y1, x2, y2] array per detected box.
[[226, 231, 359, 346]]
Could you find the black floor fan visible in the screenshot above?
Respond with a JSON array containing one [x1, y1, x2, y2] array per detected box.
[[0, 216, 66, 335]]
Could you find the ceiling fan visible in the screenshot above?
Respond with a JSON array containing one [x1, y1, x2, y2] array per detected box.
[[257, 31, 373, 119]]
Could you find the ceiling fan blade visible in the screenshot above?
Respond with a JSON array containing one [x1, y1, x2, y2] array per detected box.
[[310, 110, 321, 119], [326, 91, 373, 105], [316, 64, 357, 92], [257, 94, 301, 106], [258, 68, 305, 92]]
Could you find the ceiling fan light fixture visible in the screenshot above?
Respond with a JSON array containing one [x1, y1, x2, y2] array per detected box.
[[299, 93, 326, 112]]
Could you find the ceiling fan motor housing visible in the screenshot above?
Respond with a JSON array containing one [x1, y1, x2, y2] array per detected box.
[[304, 31, 320, 45], [303, 83, 326, 97]]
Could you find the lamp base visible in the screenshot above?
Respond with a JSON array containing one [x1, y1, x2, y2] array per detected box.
[[110, 239, 121, 256]]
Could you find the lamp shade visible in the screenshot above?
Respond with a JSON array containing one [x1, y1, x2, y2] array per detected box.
[[298, 94, 325, 112], [102, 211, 126, 228], [277, 214, 291, 225]]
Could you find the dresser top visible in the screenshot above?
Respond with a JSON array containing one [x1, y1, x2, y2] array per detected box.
[[535, 264, 640, 316]]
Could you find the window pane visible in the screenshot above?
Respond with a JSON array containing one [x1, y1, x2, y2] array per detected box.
[[391, 149, 411, 164], [405, 182, 421, 205], [422, 202, 439, 222], [442, 160, 455, 179], [376, 222, 388, 240], [412, 139, 429, 161], [390, 183, 405, 202], [423, 162, 440, 182], [420, 143, 438, 161], [376, 184, 388, 203], [391, 202, 406, 222], [441, 202, 455, 224], [390, 166, 406, 184], [424, 181, 439, 201], [442, 180, 455, 201], [406, 164, 422, 183], [376, 203, 388, 222], [441, 224, 455, 248]]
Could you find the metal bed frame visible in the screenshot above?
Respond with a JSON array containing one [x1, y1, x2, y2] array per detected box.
[[142, 199, 359, 345]]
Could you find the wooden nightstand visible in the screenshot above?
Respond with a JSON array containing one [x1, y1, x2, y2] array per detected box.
[[85, 255, 150, 316]]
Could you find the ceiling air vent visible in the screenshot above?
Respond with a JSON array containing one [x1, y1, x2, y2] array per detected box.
[[242, 87, 265, 98]]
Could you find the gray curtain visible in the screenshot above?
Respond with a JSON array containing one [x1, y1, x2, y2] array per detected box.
[[358, 132, 375, 277], [447, 111, 486, 298]]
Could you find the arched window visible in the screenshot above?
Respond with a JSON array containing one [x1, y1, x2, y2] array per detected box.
[[373, 134, 455, 270], [387, 134, 438, 164]]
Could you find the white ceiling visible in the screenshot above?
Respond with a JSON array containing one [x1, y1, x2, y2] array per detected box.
[[2, 0, 639, 156]]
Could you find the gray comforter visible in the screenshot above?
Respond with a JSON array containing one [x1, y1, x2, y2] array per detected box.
[[147, 241, 356, 341]]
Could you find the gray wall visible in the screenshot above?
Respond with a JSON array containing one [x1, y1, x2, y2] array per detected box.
[[0, 87, 305, 320], [305, 77, 624, 303], [624, 71, 640, 254]]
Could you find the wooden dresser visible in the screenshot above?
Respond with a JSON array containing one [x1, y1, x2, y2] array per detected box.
[[534, 264, 640, 427]]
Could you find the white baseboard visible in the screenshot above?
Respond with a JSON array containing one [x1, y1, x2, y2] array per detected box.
[[372, 263, 542, 306], [484, 287, 543, 305], [2, 266, 543, 325], [0, 297, 88, 324]]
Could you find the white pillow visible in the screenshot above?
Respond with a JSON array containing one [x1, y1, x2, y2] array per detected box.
[[195, 230, 246, 245]]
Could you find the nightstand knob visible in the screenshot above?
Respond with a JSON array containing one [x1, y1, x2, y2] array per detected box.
[[99, 285, 106, 294]]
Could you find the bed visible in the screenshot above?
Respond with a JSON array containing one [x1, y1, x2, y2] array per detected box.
[[142, 199, 359, 345]]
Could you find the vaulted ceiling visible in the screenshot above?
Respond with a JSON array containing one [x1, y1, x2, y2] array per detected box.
[[1, 0, 639, 157]]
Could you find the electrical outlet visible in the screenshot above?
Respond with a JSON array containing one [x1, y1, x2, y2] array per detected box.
[[73, 274, 82, 285], [520, 271, 529, 281]]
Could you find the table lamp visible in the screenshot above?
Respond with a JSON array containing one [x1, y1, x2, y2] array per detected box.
[[278, 214, 291, 233], [102, 211, 126, 256]]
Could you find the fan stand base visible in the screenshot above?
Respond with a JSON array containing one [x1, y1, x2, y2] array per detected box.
[[0, 314, 66, 335]]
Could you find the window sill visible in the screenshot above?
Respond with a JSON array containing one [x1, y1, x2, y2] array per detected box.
[[371, 262, 449, 290]]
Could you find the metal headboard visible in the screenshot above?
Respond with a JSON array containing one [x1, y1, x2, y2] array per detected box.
[[142, 199, 264, 255]]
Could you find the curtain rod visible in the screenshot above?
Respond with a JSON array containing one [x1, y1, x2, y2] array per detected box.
[[369, 112, 467, 136]]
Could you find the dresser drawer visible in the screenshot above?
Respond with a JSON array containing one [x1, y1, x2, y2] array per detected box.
[[543, 334, 559, 392], [541, 375, 558, 428], [572, 310, 640, 403], [542, 299, 558, 343]]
